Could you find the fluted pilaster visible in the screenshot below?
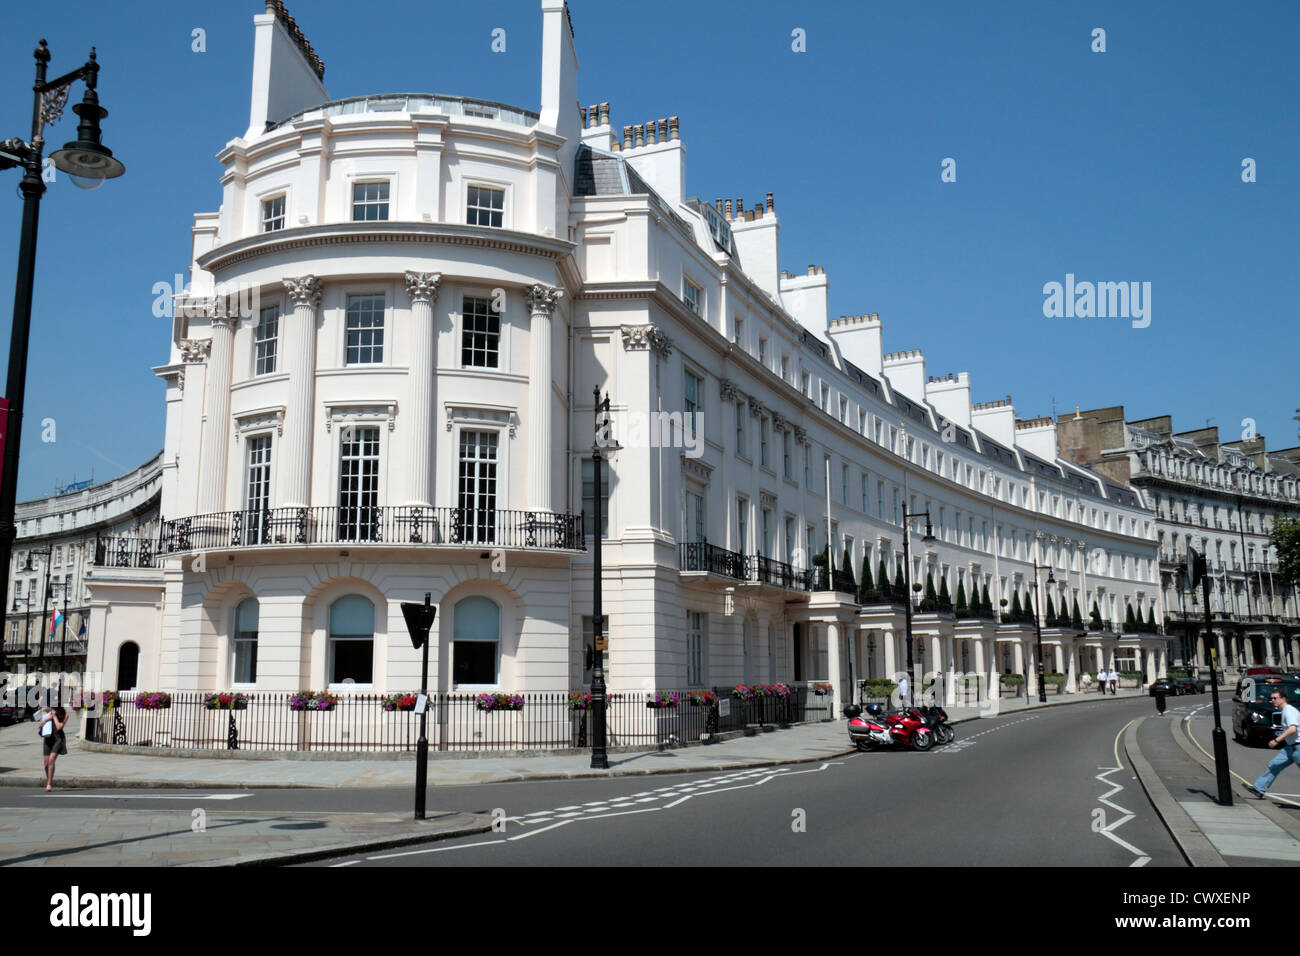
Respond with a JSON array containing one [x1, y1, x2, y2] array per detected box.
[[197, 302, 237, 513], [527, 284, 563, 511], [404, 271, 441, 506], [281, 275, 322, 508]]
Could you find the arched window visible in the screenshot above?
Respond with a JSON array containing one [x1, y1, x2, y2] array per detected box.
[[234, 597, 259, 684], [117, 641, 139, 691], [453, 596, 500, 685], [329, 595, 375, 684]]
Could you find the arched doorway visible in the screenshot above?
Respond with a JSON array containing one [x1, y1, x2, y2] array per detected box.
[[117, 642, 139, 691]]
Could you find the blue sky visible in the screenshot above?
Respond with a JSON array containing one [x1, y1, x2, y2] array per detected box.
[[1, 0, 1296, 500]]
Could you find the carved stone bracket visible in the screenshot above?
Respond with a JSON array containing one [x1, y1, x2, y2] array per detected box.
[[719, 378, 740, 402], [233, 405, 286, 442], [771, 413, 786, 431], [404, 271, 442, 303], [324, 401, 398, 433], [792, 426, 808, 445], [180, 339, 212, 363], [619, 324, 672, 356], [748, 397, 765, 418], [283, 274, 323, 308]]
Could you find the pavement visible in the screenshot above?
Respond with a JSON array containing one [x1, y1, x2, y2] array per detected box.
[[0, 686, 1143, 866], [1124, 698, 1300, 867]]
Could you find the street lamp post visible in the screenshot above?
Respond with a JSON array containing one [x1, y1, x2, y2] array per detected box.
[[0, 40, 124, 673], [21, 546, 52, 677], [1188, 548, 1232, 805], [1032, 560, 1054, 704], [399, 593, 436, 821], [590, 388, 611, 769], [901, 509, 935, 708]]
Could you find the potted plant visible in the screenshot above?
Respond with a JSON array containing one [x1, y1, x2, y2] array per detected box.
[[859, 679, 897, 701], [289, 691, 339, 712], [204, 692, 250, 711], [731, 684, 755, 701], [686, 690, 716, 707], [1043, 672, 1067, 693], [768, 682, 792, 699], [134, 691, 172, 710], [646, 691, 679, 709], [474, 692, 524, 712], [380, 693, 418, 712], [71, 690, 119, 711], [811, 682, 833, 696], [569, 692, 594, 710]]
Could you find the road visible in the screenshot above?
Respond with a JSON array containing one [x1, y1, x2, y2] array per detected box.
[[1183, 697, 1300, 807], [286, 694, 1185, 866]]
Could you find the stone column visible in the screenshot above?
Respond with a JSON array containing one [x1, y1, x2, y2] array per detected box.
[[942, 633, 955, 705], [1158, 645, 1168, 679], [197, 303, 237, 514], [883, 629, 897, 683], [826, 620, 842, 719], [404, 272, 441, 507], [281, 276, 322, 508], [1065, 640, 1078, 694], [527, 284, 563, 513]]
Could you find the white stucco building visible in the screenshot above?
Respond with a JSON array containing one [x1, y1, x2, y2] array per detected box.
[[88, 0, 1167, 707]]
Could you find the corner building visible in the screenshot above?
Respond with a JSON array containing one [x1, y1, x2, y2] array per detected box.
[[90, 1, 1164, 705]]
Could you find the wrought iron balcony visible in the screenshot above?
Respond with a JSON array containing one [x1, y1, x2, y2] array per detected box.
[[679, 541, 748, 581], [156, 507, 585, 554], [811, 566, 857, 594], [94, 536, 161, 569], [753, 555, 812, 591]]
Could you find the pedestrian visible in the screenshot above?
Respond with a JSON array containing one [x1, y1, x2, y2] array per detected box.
[[39, 706, 68, 792], [1108, 669, 1118, 695], [897, 675, 909, 709], [1242, 688, 1300, 800]]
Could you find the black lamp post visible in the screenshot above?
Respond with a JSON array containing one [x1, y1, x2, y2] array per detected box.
[[400, 593, 436, 820], [901, 509, 934, 707], [590, 388, 611, 769], [1032, 560, 1054, 703], [0, 41, 124, 673], [23, 546, 52, 676], [1188, 548, 1232, 805]]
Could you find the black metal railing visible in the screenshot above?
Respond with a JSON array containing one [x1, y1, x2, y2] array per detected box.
[[812, 567, 856, 594], [88, 687, 828, 753], [93, 536, 161, 569], [156, 507, 585, 553], [753, 555, 811, 591], [679, 541, 748, 580]]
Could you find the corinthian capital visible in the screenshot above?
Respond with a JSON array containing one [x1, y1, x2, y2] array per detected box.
[[719, 378, 740, 402], [526, 284, 564, 316], [283, 275, 322, 308], [404, 271, 442, 304], [179, 339, 212, 363]]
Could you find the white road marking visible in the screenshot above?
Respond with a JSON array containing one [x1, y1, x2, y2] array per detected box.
[[31, 793, 253, 800], [507, 820, 571, 841], [366, 838, 505, 860]]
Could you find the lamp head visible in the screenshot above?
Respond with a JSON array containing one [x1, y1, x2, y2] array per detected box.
[[49, 78, 124, 188]]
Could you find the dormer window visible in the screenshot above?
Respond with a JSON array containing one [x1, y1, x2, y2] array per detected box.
[[262, 195, 285, 232]]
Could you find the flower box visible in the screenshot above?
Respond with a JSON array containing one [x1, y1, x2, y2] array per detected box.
[[811, 682, 833, 696], [645, 692, 679, 709], [71, 691, 119, 711], [134, 692, 172, 710], [569, 693, 594, 710], [289, 691, 339, 712], [730, 684, 755, 701], [475, 693, 524, 712], [381, 693, 418, 712], [204, 692, 249, 711], [686, 690, 717, 707]]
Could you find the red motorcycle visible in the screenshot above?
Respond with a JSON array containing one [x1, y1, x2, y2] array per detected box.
[[844, 703, 934, 752]]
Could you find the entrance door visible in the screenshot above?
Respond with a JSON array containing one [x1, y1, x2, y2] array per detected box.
[[117, 642, 139, 690]]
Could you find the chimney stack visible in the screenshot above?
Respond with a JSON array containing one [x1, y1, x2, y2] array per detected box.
[[623, 125, 633, 149], [669, 115, 679, 140], [599, 101, 610, 125], [766, 192, 774, 213]]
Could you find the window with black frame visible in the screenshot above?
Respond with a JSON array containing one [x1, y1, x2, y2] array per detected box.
[[461, 296, 500, 368], [458, 431, 498, 544], [338, 427, 380, 541]]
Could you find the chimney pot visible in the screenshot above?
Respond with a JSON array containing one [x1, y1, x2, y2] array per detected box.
[[580, 106, 588, 126], [645, 120, 656, 144], [600, 102, 610, 125], [669, 116, 680, 140], [755, 203, 763, 219], [635, 124, 646, 147], [737, 199, 744, 215], [808, 265, 816, 276], [658, 118, 669, 142], [623, 125, 633, 149], [587, 104, 598, 126], [725, 199, 733, 219], [766, 192, 774, 213], [817, 267, 825, 275], [744, 209, 754, 222]]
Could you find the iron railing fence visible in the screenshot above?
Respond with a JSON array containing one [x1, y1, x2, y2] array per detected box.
[[88, 686, 834, 754], [679, 541, 748, 580], [93, 536, 161, 569], [151, 506, 585, 554]]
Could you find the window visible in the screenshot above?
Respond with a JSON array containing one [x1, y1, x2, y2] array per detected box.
[[783, 430, 792, 480], [338, 427, 380, 541], [351, 181, 389, 221], [804, 446, 811, 488], [737, 498, 748, 553], [785, 517, 795, 565], [801, 371, 810, 397], [262, 195, 285, 232], [453, 596, 500, 685], [461, 296, 500, 368], [878, 480, 885, 519], [683, 279, 702, 315], [345, 294, 385, 365], [246, 436, 272, 513], [735, 402, 746, 456], [254, 305, 279, 375], [685, 490, 705, 543], [459, 431, 499, 543], [466, 185, 505, 227], [841, 463, 849, 505], [684, 370, 701, 417], [582, 458, 609, 537], [862, 473, 869, 512], [761, 509, 772, 558], [54, 546, 62, 565], [839, 396, 848, 423], [781, 354, 790, 382], [760, 417, 770, 468], [328, 595, 374, 684], [820, 383, 829, 411], [687, 611, 708, 687], [733, 317, 744, 345], [233, 597, 259, 684], [758, 337, 768, 363]]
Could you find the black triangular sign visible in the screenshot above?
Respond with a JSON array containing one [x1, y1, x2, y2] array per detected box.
[[401, 601, 437, 650]]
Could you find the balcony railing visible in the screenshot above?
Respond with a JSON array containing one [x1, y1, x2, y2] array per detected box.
[[679, 541, 748, 581], [753, 555, 812, 591], [812, 567, 857, 594], [157, 507, 585, 553], [94, 536, 161, 569]]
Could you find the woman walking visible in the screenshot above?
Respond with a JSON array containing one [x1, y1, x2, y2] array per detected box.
[[39, 706, 68, 792]]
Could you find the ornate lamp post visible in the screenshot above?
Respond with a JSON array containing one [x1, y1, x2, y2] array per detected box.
[[0, 41, 125, 672], [590, 388, 611, 769], [901, 509, 935, 707], [1032, 560, 1054, 703]]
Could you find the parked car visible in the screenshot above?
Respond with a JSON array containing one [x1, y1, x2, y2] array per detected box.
[[1232, 676, 1300, 746], [1171, 676, 1205, 695], [1149, 678, 1182, 697]]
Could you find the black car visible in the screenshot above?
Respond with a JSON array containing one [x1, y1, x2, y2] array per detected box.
[[1232, 677, 1300, 746], [1149, 678, 1182, 697], [1171, 676, 1205, 695]]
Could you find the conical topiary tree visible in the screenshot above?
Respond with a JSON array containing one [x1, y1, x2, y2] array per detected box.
[[878, 558, 891, 599], [859, 558, 875, 598], [1072, 597, 1084, 629], [1090, 602, 1102, 628], [1046, 594, 1057, 625], [922, 571, 938, 612], [1010, 591, 1023, 619], [841, 546, 854, 579], [894, 564, 906, 598], [1124, 604, 1137, 633], [981, 583, 992, 616], [955, 580, 969, 616], [1146, 606, 1157, 633]]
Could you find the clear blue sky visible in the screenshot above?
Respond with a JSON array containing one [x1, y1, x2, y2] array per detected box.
[[1, 0, 1296, 500]]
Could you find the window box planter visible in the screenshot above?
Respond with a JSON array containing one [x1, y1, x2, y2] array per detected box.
[[811, 682, 833, 696], [686, 690, 717, 707], [71, 691, 119, 711], [134, 692, 172, 710], [204, 692, 250, 711], [569, 692, 594, 710], [380, 693, 418, 712], [646, 692, 680, 709], [475, 693, 524, 712], [289, 691, 339, 712]]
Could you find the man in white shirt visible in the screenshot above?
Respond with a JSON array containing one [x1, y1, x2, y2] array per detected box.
[[896, 675, 909, 709], [1243, 688, 1300, 799]]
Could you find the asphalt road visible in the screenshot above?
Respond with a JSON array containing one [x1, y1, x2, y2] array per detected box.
[[1183, 697, 1300, 806], [279, 695, 1186, 867]]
